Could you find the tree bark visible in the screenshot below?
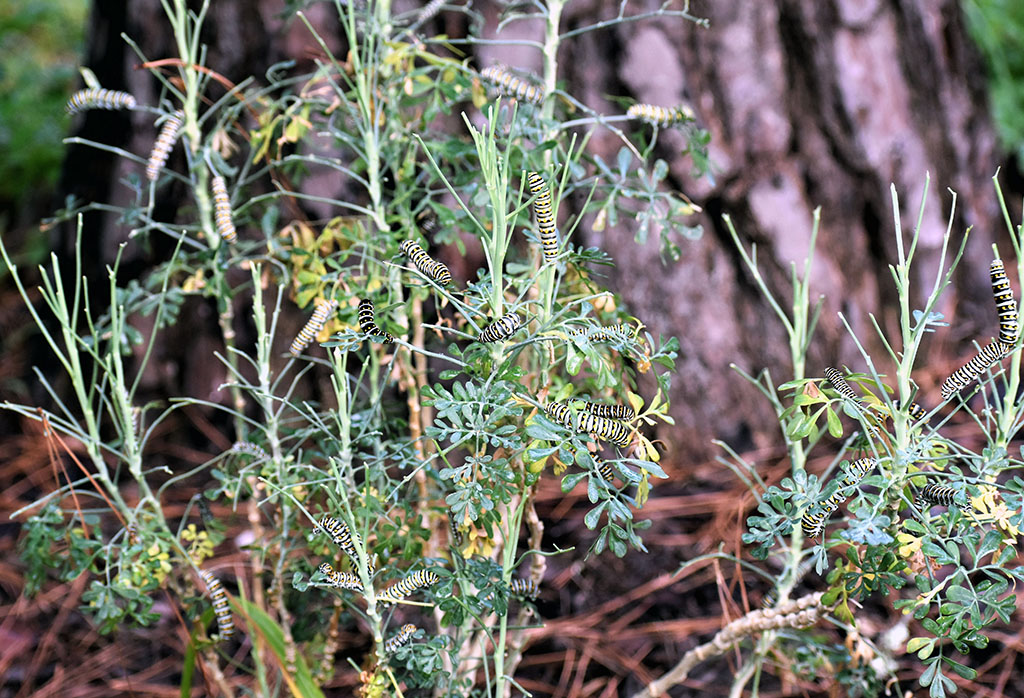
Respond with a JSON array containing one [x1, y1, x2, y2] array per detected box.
[[589, 0, 1008, 459]]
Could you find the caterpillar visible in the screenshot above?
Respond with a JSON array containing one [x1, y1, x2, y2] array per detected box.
[[415, 208, 439, 236], [509, 578, 540, 600], [198, 569, 235, 640], [290, 300, 338, 356], [357, 299, 395, 343], [990, 259, 1019, 347], [231, 441, 268, 460], [526, 172, 559, 263], [316, 516, 368, 567], [146, 110, 184, 182], [569, 325, 630, 343], [918, 483, 969, 512], [626, 103, 694, 127], [940, 341, 1009, 400], [480, 65, 545, 105], [823, 367, 859, 401], [384, 624, 418, 653], [479, 312, 523, 343], [399, 240, 451, 285], [211, 175, 237, 245], [415, 0, 445, 24], [894, 400, 927, 421], [449, 516, 464, 547], [318, 562, 365, 591], [573, 400, 635, 421], [801, 457, 877, 539], [595, 460, 616, 483], [125, 522, 140, 544], [824, 367, 880, 436], [377, 569, 440, 605], [545, 402, 631, 448], [66, 88, 137, 114]]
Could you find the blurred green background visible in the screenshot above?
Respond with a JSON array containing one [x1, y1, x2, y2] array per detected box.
[[0, 0, 86, 242]]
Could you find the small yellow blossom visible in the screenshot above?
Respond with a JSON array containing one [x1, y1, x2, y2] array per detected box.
[[462, 526, 495, 559], [897, 532, 922, 558], [971, 485, 1020, 542]]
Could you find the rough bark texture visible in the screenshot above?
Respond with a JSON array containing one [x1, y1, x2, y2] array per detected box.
[[61, 0, 1013, 462], [588, 0, 1007, 459]]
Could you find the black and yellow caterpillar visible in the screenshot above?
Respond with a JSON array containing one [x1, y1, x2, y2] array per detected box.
[[384, 623, 418, 653], [399, 239, 451, 285], [991, 259, 1018, 347], [290, 300, 338, 356], [626, 103, 694, 127], [526, 172, 558, 263], [66, 87, 136, 114], [800, 457, 876, 539], [146, 110, 184, 182], [480, 65, 545, 105], [572, 400, 635, 421], [940, 341, 1009, 400], [377, 569, 440, 605], [199, 569, 235, 640], [211, 175, 237, 245], [357, 299, 395, 343], [479, 312, 523, 343], [509, 578, 540, 600], [545, 401, 631, 448], [318, 562, 365, 591]]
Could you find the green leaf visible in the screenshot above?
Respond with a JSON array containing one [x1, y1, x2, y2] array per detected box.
[[907, 636, 934, 658], [235, 597, 325, 698], [942, 656, 977, 680], [825, 407, 842, 437]]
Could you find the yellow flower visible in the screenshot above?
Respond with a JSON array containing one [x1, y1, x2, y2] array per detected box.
[[462, 526, 495, 559], [971, 485, 1019, 542], [897, 532, 922, 558]]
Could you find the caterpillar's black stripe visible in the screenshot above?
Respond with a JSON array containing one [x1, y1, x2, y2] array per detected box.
[[545, 402, 631, 447], [290, 300, 338, 356], [384, 624, 418, 653], [318, 562, 364, 591], [199, 569, 235, 640], [800, 457, 876, 539], [400, 240, 451, 285], [509, 578, 539, 600], [573, 400, 635, 421], [919, 483, 969, 512], [357, 299, 395, 343], [479, 313, 523, 343], [211, 175, 237, 244], [480, 65, 545, 105], [146, 110, 184, 182], [626, 103, 694, 127], [527, 172, 558, 263], [67, 88, 136, 114], [377, 569, 439, 605], [940, 341, 1010, 400], [991, 259, 1019, 346]]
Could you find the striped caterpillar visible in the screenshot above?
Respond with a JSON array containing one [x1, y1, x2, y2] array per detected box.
[[66, 88, 136, 114], [146, 110, 184, 182]]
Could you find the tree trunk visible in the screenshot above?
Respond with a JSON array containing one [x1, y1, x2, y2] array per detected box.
[[589, 0, 1008, 459]]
